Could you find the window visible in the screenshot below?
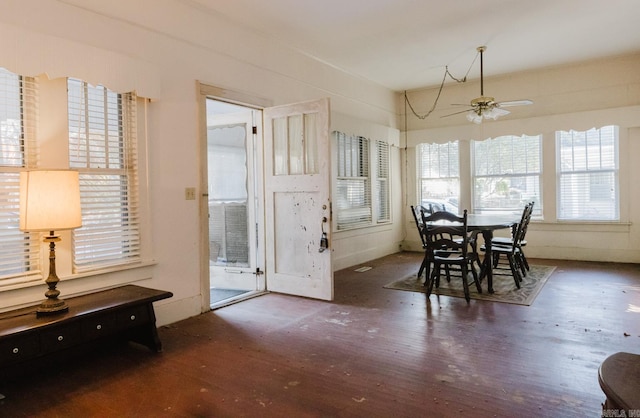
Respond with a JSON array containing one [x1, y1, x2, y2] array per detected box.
[[335, 131, 390, 230], [68, 79, 140, 272], [473, 134, 541, 215], [0, 68, 39, 285], [417, 142, 460, 214], [375, 140, 390, 223], [556, 125, 618, 221]]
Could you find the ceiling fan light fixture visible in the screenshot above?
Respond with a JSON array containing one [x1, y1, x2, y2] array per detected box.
[[466, 111, 482, 124], [485, 106, 510, 120], [466, 106, 511, 124]]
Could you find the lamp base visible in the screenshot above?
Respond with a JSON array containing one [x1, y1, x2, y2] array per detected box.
[[36, 298, 69, 316], [35, 232, 69, 317]]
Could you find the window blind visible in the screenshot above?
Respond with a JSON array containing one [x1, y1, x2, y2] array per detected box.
[[335, 132, 371, 230], [375, 140, 390, 223], [0, 68, 40, 285], [472, 135, 541, 215], [68, 79, 140, 272], [557, 126, 618, 221], [417, 142, 460, 214]]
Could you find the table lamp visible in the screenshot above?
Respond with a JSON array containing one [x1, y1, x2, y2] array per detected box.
[[19, 170, 82, 316]]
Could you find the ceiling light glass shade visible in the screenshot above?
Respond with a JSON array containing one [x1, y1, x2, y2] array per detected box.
[[19, 170, 82, 232], [466, 112, 482, 124], [467, 106, 511, 124], [484, 107, 510, 120]]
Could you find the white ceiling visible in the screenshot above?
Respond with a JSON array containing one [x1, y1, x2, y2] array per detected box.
[[186, 0, 640, 91]]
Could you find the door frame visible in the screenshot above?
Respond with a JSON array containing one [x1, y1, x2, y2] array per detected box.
[[197, 83, 272, 312], [207, 111, 261, 291]]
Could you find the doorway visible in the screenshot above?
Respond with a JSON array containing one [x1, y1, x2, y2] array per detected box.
[[199, 84, 334, 312], [205, 99, 265, 308]]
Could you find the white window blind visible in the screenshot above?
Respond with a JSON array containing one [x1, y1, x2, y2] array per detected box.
[[0, 68, 40, 285], [556, 126, 618, 221], [375, 140, 390, 223], [417, 142, 460, 214], [473, 135, 541, 215], [68, 79, 140, 272], [335, 132, 371, 230]]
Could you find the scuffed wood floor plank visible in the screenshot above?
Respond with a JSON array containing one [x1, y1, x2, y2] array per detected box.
[[1, 252, 639, 417]]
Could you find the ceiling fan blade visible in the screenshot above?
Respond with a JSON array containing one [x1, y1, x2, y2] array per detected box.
[[441, 108, 476, 118], [497, 99, 533, 107], [487, 107, 510, 118]]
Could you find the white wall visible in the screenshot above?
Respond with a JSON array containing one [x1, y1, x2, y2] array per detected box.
[[401, 54, 640, 263], [0, 0, 401, 325], [330, 112, 403, 271]]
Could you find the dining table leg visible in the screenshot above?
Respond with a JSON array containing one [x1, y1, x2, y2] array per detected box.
[[424, 252, 431, 285], [480, 230, 495, 293]]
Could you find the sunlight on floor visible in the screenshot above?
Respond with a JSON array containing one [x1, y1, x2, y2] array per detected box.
[[627, 304, 640, 313]]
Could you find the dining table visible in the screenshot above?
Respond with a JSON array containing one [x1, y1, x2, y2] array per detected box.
[[466, 213, 520, 293]]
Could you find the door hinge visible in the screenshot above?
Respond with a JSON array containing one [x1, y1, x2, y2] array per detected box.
[[252, 126, 257, 135]]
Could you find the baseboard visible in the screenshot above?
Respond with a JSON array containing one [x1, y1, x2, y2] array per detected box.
[[154, 294, 202, 327]]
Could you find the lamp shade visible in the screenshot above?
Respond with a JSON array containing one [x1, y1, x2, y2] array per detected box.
[[19, 170, 82, 232]]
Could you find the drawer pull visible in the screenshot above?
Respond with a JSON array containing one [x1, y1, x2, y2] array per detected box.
[[57, 335, 64, 342], [12, 347, 19, 354], [130, 315, 136, 321], [96, 324, 102, 330]]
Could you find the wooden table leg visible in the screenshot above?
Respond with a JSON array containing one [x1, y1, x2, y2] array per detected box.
[[481, 230, 495, 293]]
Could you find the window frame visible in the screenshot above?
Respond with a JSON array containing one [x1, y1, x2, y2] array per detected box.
[[68, 79, 142, 273], [555, 125, 619, 221], [374, 139, 390, 223], [334, 131, 391, 231], [416, 141, 461, 215], [472, 134, 542, 216], [0, 68, 41, 287]]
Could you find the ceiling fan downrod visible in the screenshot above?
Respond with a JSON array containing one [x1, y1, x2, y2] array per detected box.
[[478, 45, 486, 98]]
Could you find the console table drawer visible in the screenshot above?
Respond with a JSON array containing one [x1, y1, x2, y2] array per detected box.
[[116, 305, 150, 328], [0, 334, 39, 366], [40, 322, 82, 353], [82, 315, 117, 340]]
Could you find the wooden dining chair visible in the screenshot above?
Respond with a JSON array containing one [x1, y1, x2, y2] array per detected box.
[[410, 205, 430, 279], [412, 204, 461, 283], [492, 201, 534, 276], [423, 209, 482, 303], [481, 205, 533, 288]]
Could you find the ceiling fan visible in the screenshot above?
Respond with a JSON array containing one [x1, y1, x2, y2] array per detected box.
[[445, 46, 533, 124]]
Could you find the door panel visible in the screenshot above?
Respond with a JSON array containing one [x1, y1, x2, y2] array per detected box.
[[264, 98, 332, 300]]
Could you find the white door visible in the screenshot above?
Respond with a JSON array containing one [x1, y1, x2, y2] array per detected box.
[[264, 98, 333, 300]]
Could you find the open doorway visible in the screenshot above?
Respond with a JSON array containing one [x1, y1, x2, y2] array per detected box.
[[205, 99, 266, 308], [199, 85, 334, 311]]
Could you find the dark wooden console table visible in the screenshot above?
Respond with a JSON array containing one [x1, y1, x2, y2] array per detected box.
[[0, 285, 172, 375]]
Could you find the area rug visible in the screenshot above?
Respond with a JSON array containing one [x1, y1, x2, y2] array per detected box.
[[383, 265, 556, 306]]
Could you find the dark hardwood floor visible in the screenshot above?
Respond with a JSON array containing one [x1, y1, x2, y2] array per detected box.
[[1, 252, 639, 417]]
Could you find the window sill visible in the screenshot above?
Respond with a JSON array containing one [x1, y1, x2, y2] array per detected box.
[[0, 259, 158, 294], [334, 222, 393, 238], [532, 221, 631, 233]]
